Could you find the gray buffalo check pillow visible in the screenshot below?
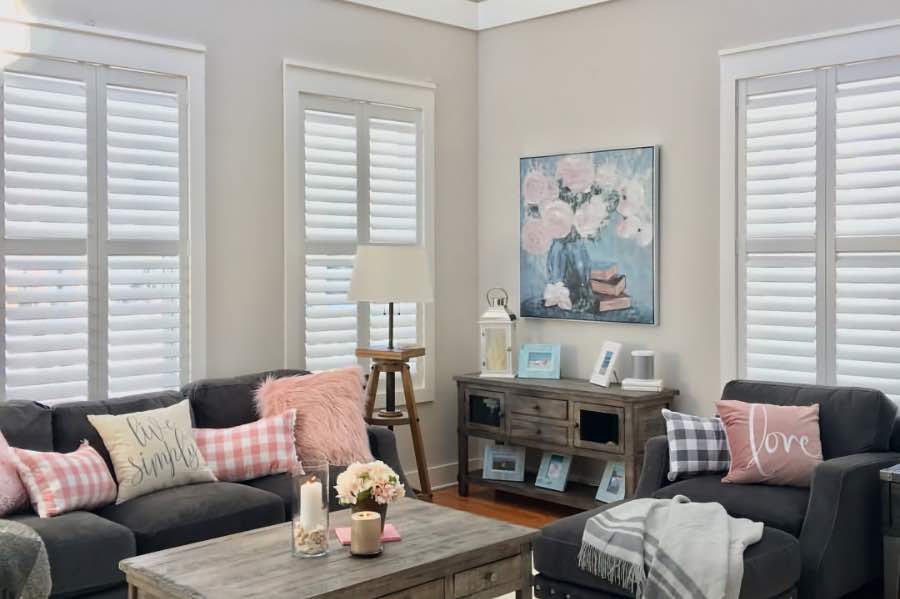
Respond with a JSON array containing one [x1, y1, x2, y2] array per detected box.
[[662, 409, 731, 481]]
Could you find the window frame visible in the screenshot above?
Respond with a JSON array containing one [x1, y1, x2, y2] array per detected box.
[[0, 17, 207, 400], [720, 19, 900, 387], [283, 60, 436, 403]]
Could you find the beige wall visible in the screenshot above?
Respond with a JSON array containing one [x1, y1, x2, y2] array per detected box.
[[478, 0, 900, 416], [18, 0, 480, 486]]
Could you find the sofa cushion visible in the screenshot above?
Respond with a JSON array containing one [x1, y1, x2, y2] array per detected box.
[[722, 380, 897, 459], [8, 511, 135, 597], [95, 481, 284, 553], [0, 401, 53, 451], [653, 474, 809, 536], [244, 473, 292, 520], [51, 390, 183, 472], [183, 370, 308, 429], [534, 505, 801, 599]]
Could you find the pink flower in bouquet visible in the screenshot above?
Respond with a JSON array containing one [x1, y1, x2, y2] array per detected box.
[[335, 460, 405, 506], [617, 180, 646, 218], [523, 169, 558, 206], [555, 156, 594, 193], [542, 200, 574, 239], [574, 197, 610, 238], [521, 219, 553, 255]]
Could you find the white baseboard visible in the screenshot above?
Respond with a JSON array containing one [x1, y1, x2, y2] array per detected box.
[[404, 457, 483, 491]]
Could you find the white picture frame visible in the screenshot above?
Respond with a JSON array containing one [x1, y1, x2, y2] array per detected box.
[[590, 341, 622, 387], [482, 444, 526, 482], [595, 461, 626, 503]]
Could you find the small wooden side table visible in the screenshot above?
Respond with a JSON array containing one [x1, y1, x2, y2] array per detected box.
[[357, 346, 432, 500]]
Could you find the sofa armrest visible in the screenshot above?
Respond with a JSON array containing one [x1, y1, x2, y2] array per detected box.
[[799, 451, 900, 599], [366, 425, 415, 497], [634, 435, 671, 498]]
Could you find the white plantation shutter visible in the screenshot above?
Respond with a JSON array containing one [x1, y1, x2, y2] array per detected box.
[[298, 95, 423, 376], [1, 57, 190, 403], [737, 57, 900, 399]]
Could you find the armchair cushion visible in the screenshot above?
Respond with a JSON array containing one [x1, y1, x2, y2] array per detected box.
[[652, 475, 809, 536]]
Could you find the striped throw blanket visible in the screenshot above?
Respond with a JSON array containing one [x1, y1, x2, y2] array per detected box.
[[578, 495, 763, 599]]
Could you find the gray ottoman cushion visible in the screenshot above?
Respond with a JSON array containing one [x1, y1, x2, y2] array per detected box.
[[535, 506, 801, 599], [0, 519, 51, 599], [8, 511, 135, 597]]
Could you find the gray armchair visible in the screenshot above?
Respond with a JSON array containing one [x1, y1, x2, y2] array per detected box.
[[636, 380, 900, 599]]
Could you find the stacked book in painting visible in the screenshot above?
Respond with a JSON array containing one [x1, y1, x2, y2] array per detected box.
[[590, 265, 631, 312], [622, 378, 664, 392]]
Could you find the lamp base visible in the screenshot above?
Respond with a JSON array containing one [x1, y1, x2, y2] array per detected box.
[[377, 409, 404, 418]]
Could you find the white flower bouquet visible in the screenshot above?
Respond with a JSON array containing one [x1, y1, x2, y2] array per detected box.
[[334, 460, 405, 507]]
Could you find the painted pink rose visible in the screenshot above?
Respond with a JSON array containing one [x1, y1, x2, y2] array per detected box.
[[574, 197, 610, 238], [617, 180, 646, 218], [555, 156, 594, 193], [521, 219, 552, 255], [522, 170, 559, 206], [541, 200, 574, 239]]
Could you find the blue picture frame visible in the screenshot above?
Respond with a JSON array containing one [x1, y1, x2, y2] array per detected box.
[[518, 344, 561, 379]]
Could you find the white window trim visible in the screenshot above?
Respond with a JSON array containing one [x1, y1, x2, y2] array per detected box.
[[0, 16, 207, 382], [719, 19, 900, 387], [283, 60, 436, 404]]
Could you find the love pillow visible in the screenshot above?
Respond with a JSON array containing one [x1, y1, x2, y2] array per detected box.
[[717, 400, 823, 487]]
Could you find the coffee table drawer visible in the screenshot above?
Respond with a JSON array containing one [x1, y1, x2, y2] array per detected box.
[[509, 394, 568, 420], [381, 578, 444, 599], [453, 554, 521, 598]]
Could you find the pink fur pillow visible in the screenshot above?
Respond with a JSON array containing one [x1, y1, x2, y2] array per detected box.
[[255, 367, 374, 466]]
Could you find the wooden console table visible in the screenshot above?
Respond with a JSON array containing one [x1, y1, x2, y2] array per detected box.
[[455, 374, 677, 510]]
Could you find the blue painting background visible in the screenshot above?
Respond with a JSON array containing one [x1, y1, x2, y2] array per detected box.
[[519, 147, 657, 324]]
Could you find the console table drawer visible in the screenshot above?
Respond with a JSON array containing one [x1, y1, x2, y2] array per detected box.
[[509, 395, 568, 420], [381, 579, 445, 599], [509, 418, 569, 446], [453, 555, 521, 597]]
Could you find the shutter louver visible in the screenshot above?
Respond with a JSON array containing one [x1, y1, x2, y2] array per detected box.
[[745, 87, 817, 239], [836, 74, 900, 237], [369, 116, 417, 244], [745, 253, 817, 384], [107, 255, 182, 396], [836, 252, 900, 399], [4, 255, 89, 403], [3, 72, 88, 239], [107, 85, 180, 241], [304, 109, 357, 243], [305, 254, 357, 371]]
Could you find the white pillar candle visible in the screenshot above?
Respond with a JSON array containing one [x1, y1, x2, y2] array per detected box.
[[350, 511, 382, 555], [299, 476, 324, 531]]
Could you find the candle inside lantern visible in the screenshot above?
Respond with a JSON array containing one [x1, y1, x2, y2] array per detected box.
[[299, 475, 324, 532], [350, 511, 383, 555]]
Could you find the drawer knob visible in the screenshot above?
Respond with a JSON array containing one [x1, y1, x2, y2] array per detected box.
[[534, 404, 541, 411], [486, 571, 498, 583], [536, 429, 542, 435]]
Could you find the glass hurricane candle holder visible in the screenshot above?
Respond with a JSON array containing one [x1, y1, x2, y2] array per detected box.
[[292, 460, 329, 557]]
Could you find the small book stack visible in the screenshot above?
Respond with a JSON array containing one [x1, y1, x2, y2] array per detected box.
[[590, 265, 631, 312], [621, 378, 664, 392]]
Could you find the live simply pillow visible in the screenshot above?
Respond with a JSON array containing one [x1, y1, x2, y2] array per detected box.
[[88, 400, 216, 504]]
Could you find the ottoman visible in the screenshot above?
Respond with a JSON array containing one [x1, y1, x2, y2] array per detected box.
[[533, 506, 801, 599]]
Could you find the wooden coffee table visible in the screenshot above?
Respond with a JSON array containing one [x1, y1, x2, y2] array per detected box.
[[120, 498, 538, 599]]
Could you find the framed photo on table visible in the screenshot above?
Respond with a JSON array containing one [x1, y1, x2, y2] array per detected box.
[[518, 344, 561, 379], [483, 445, 526, 482], [595, 461, 626, 503], [535, 452, 573, 492], [590, 341, 622, 387]]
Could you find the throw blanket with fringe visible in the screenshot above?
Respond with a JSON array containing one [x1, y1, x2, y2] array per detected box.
[[0, 519, 52, 599], [578, 496, 763, 599]]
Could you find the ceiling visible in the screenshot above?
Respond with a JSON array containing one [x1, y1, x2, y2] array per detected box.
[[339, 0, 613, 31]]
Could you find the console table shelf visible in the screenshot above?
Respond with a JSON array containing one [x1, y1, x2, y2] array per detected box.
[[455, 374, 677, 510]]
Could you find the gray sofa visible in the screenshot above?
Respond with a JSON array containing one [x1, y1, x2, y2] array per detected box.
[[0, 369, 410, 599], [534, 380, 900, 599]]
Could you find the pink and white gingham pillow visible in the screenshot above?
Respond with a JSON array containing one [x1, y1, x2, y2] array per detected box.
[[13, 442, 116, 518], [194, 410, 299, 482]]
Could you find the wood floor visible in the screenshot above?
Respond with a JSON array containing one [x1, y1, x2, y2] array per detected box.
[[432, 483, 578, 529]]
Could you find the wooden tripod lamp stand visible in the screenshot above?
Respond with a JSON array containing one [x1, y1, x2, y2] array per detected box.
[[348, 245, 434, 499]]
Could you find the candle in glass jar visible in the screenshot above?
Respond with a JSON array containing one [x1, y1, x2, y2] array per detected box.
[[300, 476, 324, 531], [350, 511, 382, 555]]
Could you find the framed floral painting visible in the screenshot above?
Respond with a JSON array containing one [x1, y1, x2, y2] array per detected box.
[[520, 146, 659, 324]]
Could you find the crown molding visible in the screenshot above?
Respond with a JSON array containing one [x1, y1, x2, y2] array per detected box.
[[338, 0, 613, 31]]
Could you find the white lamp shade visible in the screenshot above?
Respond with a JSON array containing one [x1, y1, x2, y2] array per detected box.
[[348, 245, 434, 303]]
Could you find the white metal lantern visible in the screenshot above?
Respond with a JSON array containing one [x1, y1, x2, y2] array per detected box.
[[479, 288, 517, 378]]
